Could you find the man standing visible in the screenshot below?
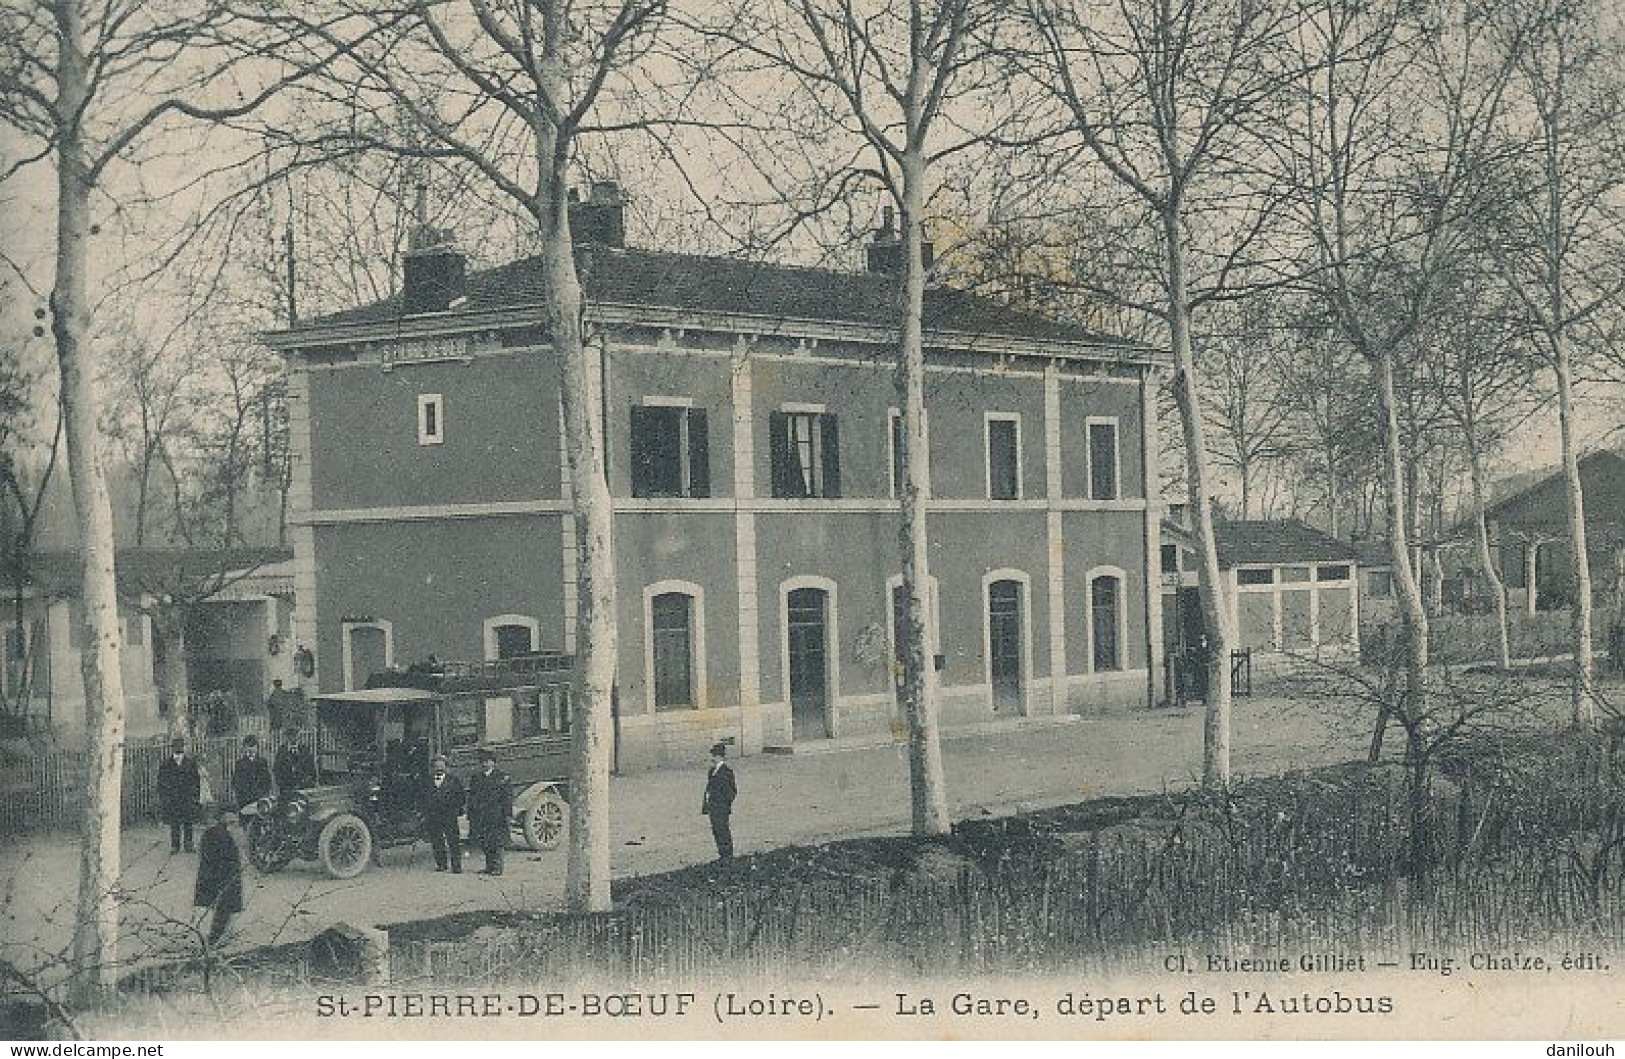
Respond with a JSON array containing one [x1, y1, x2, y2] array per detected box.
[[423, 754, 465, 873], [194, 806, 244, 947], [274, 729, 317, 792], [701, 742, 736, 861], [265, 679, 301, 732], [157, 737, 202, 853], [232, 735, 275, 810], [466, 748, 512, 876]]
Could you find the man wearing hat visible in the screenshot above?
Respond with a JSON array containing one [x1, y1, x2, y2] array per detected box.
[[465, 748, 512, 876], [232, 735, 275, 811], [193, 804, 244, 946], [701, 742, 737, 861], [157, 737, 202, 853], [423, 754, 466, 873]]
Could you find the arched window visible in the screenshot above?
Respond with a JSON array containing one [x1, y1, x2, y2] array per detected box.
[[1089, 571, 1125, 672], [644, 581, 706, 712]]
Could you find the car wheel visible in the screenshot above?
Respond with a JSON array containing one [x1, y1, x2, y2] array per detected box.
[[246, 817, 291, 873], [318, 813, 373, 879], [521, 792, 567, 851]]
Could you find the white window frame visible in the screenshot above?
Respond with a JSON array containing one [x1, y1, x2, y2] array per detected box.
[[1084, 416, 1121, 501], [781, 407, 826, 498], [417, 393, 445, 446], [482, 614, 541, 661], [984, 412, 1024, 501], [636, 396, 699, 497], [778, 575, 841, 730], [1084, 565, 1129, 673], [643, 580, 707, 713], [980, 568, 1034, 713], [340, 619, 395, 691]]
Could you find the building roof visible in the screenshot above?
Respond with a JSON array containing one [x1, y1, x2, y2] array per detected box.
[[0, 548, 293, 599], [1481, 450, 1625, 533], [1212, 519, 1361, 568], [279, 245, 1146, 354]]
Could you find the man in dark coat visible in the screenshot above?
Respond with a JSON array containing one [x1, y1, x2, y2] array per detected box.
[[193, 806, 244, 946], [273, 730, 317, 792], [231, 735, 275, 810], [701, 742, 736, 861], [465, 748, 512, 876], [157, 738, 201, 853], [423, 754, 465, 873]]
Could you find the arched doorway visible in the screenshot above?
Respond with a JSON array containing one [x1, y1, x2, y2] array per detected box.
[[987, 579, 1025, 715], [786, 586, 833, 740]]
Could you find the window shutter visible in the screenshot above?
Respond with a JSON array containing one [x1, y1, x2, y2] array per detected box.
[[820, 413, 841, 498], [769, 411, 790, 498], [687, 409, 710, 498], [630, 404, 653, 497]]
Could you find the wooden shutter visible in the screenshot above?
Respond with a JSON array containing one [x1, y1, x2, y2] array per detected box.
[[819, 413, 841, 498], [769, 411, 790, 498], [687, 409, 710, 497], [629, 404, 654, 497]]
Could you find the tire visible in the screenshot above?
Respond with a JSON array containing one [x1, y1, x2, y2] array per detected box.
[[521, 791, 567, 851], [246, 817, 291, 873], [317, 813, 373, 879]]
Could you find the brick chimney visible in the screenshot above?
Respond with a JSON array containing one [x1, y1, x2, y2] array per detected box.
[[402, 187, 466, 314], [865, 206, 934, 275], [569, 181, 626, 248]]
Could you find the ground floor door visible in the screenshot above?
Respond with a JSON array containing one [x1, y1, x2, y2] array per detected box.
[[988, 580, 1024, 715], [787, 588, 831, 740], [1174, 587, 1209, 701]]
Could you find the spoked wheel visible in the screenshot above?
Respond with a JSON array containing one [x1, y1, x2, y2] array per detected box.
[[521, 792, 567, 851], [246, 817, 292, 873], [318, 813, 373, 879]]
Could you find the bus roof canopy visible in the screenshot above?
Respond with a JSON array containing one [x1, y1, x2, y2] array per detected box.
[[313, 687, 439, 707]]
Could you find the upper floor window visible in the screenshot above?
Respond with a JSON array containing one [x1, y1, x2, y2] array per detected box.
[[1087, 417, 1119, 500], [1237, 567, 1275, 586], [1160, 544, 1179, 574], [417, 393, 444, 445], [630, 400, 710, 498], [770, 408, 841, 499], [888, 408, 930, 499], [985, 414, 1022, 501]]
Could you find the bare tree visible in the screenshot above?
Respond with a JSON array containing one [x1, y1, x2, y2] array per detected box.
[[698, 0, 1012, 834], [1279, 0, 1516, 760], [1199, 299, 1297, 519], [1473, 0, 1625, 725], [267, 0, 684, 910], [1012, 0, 1303, 787], [1423, 273, 1542, 669], [0, 0, 390, 1000]]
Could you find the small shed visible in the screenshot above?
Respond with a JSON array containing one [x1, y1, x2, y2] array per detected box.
[[1162, 517, 1361, 661]]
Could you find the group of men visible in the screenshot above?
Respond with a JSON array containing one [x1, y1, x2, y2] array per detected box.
[[153, 729, 741, 954], [154, 732, 317, 948]]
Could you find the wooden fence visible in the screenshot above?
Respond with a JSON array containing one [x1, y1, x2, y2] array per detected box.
[[1, 719, 283, 833]]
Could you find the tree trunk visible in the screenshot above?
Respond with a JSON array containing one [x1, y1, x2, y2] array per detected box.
[[1374, 350, 1428, 761], [895, 147, 950, 836], [1552, 333, 1595, 727], [1525, 540, 1539, 617], [152, 604, 191, 739], [54, 0, 128, 1004], [1162, 207, 1233, 789], [1465, 436, 1511, 670], [549, 195, 617, 913]]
